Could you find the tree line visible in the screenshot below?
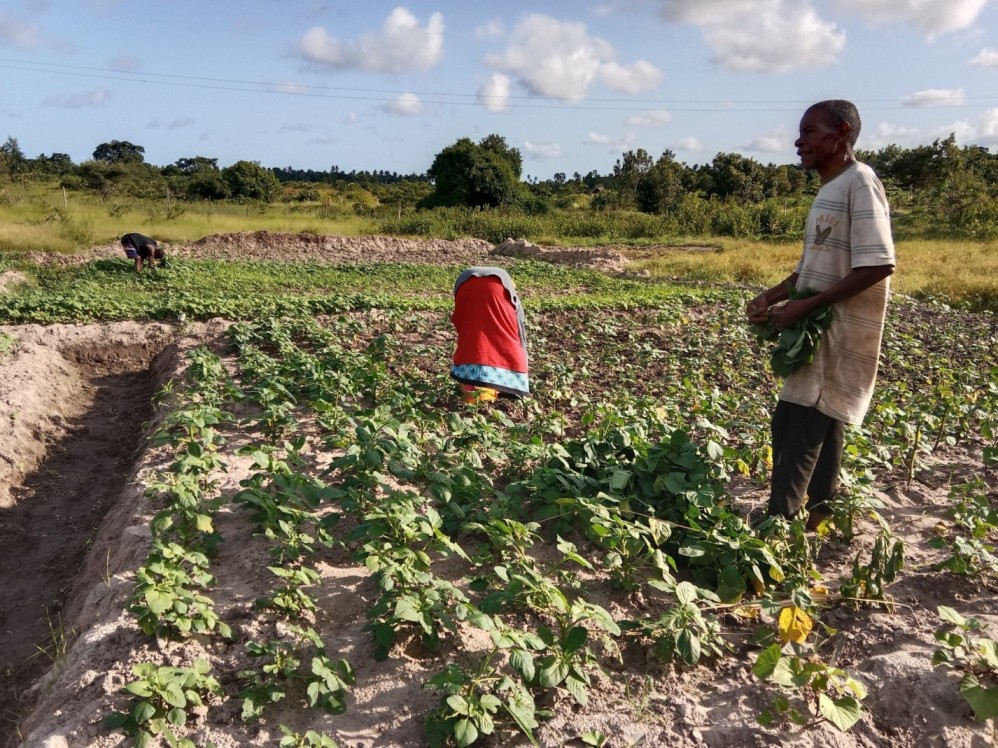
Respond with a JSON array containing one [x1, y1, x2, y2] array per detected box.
[[1, 132, 996, 239]]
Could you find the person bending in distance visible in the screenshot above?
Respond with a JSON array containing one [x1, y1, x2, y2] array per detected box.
[[121, 232, 166, 273], [450, 267, 529, 404], [745, 100, 896, 529]]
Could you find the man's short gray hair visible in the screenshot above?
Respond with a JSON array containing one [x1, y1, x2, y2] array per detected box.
[[809, 100, 861, 147]]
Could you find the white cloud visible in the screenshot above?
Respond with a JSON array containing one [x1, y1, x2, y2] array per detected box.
[[970, 47, 998, 69], [278, 122, 312, 133], [660, 0, 845, 72], [485, 14, 662, 101], [297, 7, 444, 73], [475, 17, 505, 39], [834, 0, 989, 38], [673, 136, 703, 151], [43, 86, 111, 109], [344, 112, 358, 124], [597, 60, 663, 94], [587, 130, 634, 150], [902, 87, 965, 108], [478, 73, 511, 112], [0, 11, 42, 48], [167, 117, 195, 130], [747, 125, 790, 153], [937, 108, 998, 146], [523, 140, 563, 159], [864, 121, 919, 148], [384, 92, 424, 116], [934, 119, 979, 143], [976, 109, 998, 144], [626, 109, 673, 127]]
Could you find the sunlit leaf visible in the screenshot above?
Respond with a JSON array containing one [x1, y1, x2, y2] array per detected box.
[[778, 606, 812, 644], [960, 674, 998, 721], [819, 694, 863, 732]]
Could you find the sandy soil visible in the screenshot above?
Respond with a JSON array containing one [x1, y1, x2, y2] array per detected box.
[[20, 232, 631, 273], [0, 234, 996, 748]]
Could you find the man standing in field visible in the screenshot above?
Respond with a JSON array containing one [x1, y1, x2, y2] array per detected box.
[[746, 100, 896, 529], [120, 232, 166, 273]]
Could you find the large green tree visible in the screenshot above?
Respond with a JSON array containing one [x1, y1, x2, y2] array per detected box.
[[93, 140, 145, 164], [165, 156, 230, 199], [424, 135, 522, 208], [32, 152, 75, 176], [221, 160, 281, 201], [173, 156, 220, 174], [636, 150, 685, 214], [611, 148, 654, 208], [702, 152, 765, 202]]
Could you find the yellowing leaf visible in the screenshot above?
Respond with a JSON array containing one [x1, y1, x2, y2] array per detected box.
[[811, 585, 830, 596], [778, 605, 813, 644], [933, 522, 949, 536], [731, 605, 761, 620]]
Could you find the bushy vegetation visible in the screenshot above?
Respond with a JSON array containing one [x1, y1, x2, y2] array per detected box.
[[2, 131, 996, 244]]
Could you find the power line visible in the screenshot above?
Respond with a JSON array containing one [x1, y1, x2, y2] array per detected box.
[[2, 57, 995, 112]]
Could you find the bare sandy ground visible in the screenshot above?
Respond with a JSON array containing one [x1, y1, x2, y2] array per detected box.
[[21, 232, 631, 273]]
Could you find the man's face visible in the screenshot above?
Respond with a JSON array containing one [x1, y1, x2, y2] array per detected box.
[[794, 107, 847, 174]]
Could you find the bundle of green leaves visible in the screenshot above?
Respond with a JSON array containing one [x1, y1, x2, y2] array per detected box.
[[751, 286, 833, 378]]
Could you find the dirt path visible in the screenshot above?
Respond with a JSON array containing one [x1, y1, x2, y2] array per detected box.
[[0, 328, 172, 745], [0, 363, 154, 726]]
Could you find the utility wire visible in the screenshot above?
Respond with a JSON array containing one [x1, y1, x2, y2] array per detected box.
[[2, 57, 995, 112]]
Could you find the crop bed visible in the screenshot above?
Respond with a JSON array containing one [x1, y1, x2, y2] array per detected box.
[[0, 252, 997, 748]]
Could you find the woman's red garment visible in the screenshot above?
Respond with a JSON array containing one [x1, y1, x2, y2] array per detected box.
[[451, 271, 529, 397]]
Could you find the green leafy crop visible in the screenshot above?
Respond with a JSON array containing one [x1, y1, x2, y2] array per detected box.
[[751, 285, 834, 377], [105, 659, 222, 748]]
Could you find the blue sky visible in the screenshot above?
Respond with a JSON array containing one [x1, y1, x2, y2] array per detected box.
[[1, 1, 996, 179]]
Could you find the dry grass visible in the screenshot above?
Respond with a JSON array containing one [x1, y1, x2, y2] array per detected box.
[[0, 183, 377, 252], [893, 239, 998, 305], [0, 221, 76, 253], [628, 237, 998, 309]]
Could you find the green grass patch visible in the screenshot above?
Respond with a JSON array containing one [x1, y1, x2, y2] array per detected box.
[[0, 257, 705, 324]]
